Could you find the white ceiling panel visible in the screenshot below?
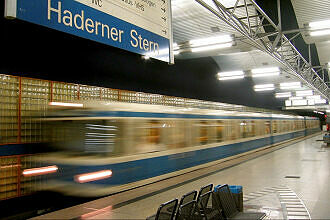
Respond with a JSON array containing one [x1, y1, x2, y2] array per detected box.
[[291, 0, 330, 66], [172, 0, 259, 43]]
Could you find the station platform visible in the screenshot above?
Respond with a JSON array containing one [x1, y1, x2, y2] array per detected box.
[[32, 134, 329, 220]]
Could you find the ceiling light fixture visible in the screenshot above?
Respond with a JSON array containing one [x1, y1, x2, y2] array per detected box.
[[190, 34, 234, 53], [191, 42, 233, 53], [308, 19, 330, 36], [190, 35, 233, 47], [275, 92, 291, 98], [254, 84, 275, 92], [251, 67, 280, 78], [218, 75, 244, 81], [296, 90, 313, 96], [310, 29, 330, 37], [309, 19, 330, 30], [292, 99, 307, 106], [285, 100, 292, 106], [308, 99, 315, 106], [306, 95, 321, 100], [280, 82, 301, 90], [218, 70, 244, 81], [289, 96, 303, 100], [315, 99, 327, 104]]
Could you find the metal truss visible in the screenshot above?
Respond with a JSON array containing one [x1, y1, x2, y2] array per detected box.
[[195, 0, 329, 101]]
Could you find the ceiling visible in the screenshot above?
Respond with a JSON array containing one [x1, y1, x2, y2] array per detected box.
[[171, 0, 330, 112], [291, 0, 330, 66]]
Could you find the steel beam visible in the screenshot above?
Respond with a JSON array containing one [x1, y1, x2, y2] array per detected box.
[[195, 0, 329, 102]]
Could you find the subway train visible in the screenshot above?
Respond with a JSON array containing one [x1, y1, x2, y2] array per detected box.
[[25, 101, 320, 196]]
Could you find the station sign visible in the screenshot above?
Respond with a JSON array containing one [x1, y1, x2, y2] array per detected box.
[[5, 0, 173, 63]]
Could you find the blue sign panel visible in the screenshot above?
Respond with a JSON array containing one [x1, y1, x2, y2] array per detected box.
[[9, 0, 170, 62]]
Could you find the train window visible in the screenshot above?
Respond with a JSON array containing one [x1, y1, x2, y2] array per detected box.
[[250, 121, 256, 137], [134, 120, 163, 154], [227, 120, 238, 140], [85, 120, 120, 155], [282, 121, 287, 132], [45, 119, 120, 156], [265, 121, 271, 135], [149, 120, 160, 144], [216, 120, 224, 142], [240, 121, 248, 138], [289, 120, 293, 131], [165, 120, 185, 148], [199, 121, 208, 145], [240, 121, 256, 138], [272, 121, 278, 133]]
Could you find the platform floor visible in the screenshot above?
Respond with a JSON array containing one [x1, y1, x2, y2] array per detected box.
[[33, 134, 330, 219]]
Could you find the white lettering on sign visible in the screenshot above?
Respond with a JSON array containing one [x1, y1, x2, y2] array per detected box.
[[130, 29, 159, 53]]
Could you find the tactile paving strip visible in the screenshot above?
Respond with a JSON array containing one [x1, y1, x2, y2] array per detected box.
[[243, 185, 311, 220]]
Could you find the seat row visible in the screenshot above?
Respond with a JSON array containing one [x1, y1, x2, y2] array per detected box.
[[146, 183, 266, 220]]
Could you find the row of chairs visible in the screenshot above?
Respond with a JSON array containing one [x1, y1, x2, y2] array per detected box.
[[146, 184, 266, 220]]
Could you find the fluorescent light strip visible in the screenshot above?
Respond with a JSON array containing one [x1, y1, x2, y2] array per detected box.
[[49, 102, 83, 107], [191, 42, 233, 53], [190, 35, 233, 47], [308, 99, 315, 105], [280, 82, 301, 90], [280, 82, 301, 87], [218, 70, 244, 77], [292, 100, 307, 106], [275, 92, 291, 98], [306, 95, 321, 100], [254, 84, 274, 89], [218, 75, 244, 80], [254, 88, 275, 91], [251, 67, 280, 74], [254, 84, 275, 92], [296, 90, 313, 96], [310, 29, 330, 36], [285, 100, 292, 106], [252, 72, 280, 78], [315, 99, 327, 104], [309, 20, 330, 30]]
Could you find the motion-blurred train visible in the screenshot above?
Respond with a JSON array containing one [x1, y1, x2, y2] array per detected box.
[[25, 101, 320, 196]]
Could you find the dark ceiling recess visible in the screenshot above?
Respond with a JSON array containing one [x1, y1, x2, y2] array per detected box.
[[0, 1, 319, 114]]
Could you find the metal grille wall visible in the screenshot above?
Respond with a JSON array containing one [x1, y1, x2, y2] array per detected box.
[[0, 73, 289, 200]]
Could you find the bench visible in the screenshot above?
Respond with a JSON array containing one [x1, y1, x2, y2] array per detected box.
[[214, 184, 266, 220], [146, 198, 178, 220]]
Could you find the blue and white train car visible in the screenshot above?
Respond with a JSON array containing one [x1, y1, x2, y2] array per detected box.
[[27, 101, 320, 196]]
